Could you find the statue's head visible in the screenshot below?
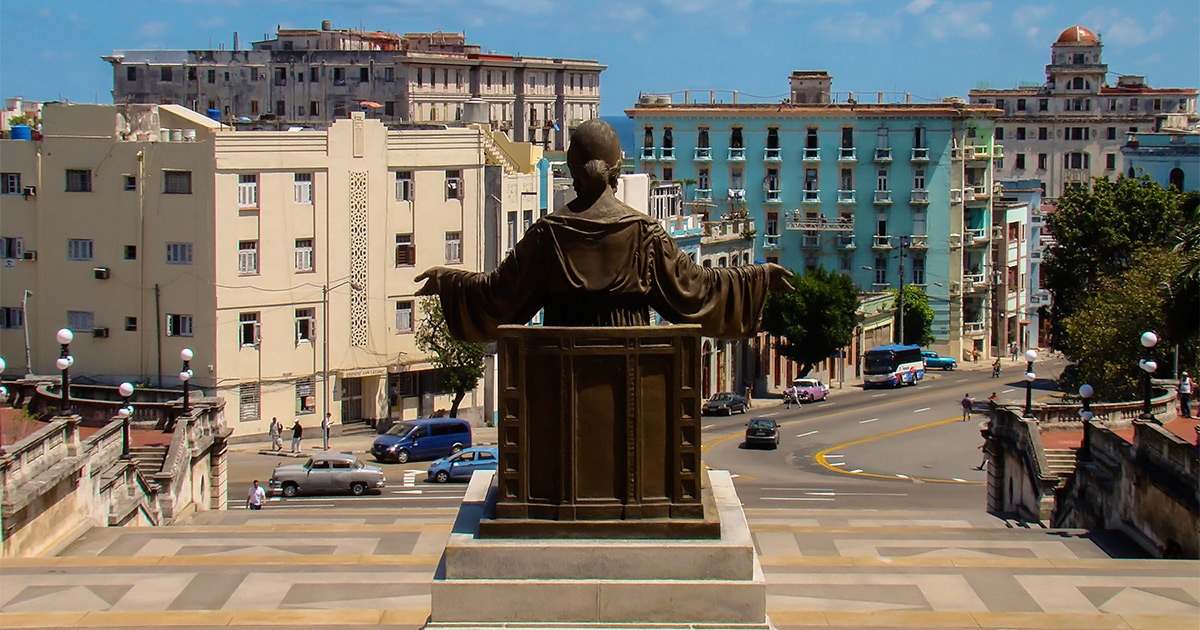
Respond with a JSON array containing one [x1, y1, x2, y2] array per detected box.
[[567, 119, 623, 195]]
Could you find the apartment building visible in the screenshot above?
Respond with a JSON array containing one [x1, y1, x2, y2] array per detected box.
[[1121, 121, 1200, 192], [104, 21, 604, 151], [969, 25, 1198, 198], [0, 103, 543, 436], [628, 73, 1003, 379]]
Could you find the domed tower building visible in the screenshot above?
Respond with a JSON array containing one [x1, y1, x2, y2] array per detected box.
[[969, 25, 1198, 198]]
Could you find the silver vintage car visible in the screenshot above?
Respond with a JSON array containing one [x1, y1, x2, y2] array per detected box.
[[269, 453, 386, 497]]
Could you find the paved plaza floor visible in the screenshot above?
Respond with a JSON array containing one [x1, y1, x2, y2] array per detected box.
[[1, 500, 1196, 629]]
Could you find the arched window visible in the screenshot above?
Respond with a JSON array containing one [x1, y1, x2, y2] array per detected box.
[[1127, 167, 1135, 179], [1169, 167, 1185, 191]]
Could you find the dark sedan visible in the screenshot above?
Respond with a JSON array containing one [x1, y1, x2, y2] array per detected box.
[[703, 392, 748, 416], [745, 417, 780, 449]]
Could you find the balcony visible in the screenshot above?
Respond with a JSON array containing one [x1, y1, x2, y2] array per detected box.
[[728, 147, 746, 161], [872, 235, 893, 250], [963, 273, 986, 290], [765, 189, 782, 203], [802, 147, 821, 162], [727, 189, 746, 202], [694, 147, 712, 161], [964, 321, 986, 338], [702, 218, 755, 243], [910, 189, 929, 205], [873, 190, 892, 205], [802, 189, 821, 204], [966, 144, 991, 161], [911, 147, 930, 162], [838, 147, 857, 163], [694, 188, 713, 202], [909, 235, 928, 249], [660, 146, 676, 161], [763, 233, 781, 250], [764, 147, 782, 162], [837, 234, 857, 249], [874, 147, 893, 163], [951, 147, 964, 160], [950, 188, 963, 203], [837, 190, 856, 204], [1030, 208, 1043, 225], [801, 234, 821, 248], [785, 212, 854, 231], [641, 146, 657, 161], [965, 228, 988, 244], [965, 184, 989, 202], [872, 283, 892, 292]]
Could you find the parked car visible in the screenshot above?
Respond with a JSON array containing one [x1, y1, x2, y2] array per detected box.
[[744, 417, 780, 449], [372, 417, 472, 464], [269, 453, 385, 497], [921, 350, 958, 371], [703, 392, 748, 416], [427, 447, 499, 483], [784, 378, 829, 404]]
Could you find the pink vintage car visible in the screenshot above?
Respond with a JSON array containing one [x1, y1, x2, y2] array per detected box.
[[784, 378, 829, 404]]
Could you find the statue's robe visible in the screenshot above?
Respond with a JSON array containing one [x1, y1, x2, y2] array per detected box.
[[430, 204, 772, 342]]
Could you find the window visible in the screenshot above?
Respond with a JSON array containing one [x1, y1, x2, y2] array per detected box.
[[1063, 152, 1090, 170], [384, 66, 395, 82], [293, 173, 313, 204], [1, 173, 20, 194], [238, 241, 258, 275], [275, 100, 285, 116], [166, 242, 193, 264], [123, 175, 137, 191], [698, 167, 710, 191], [1038, 127, 1048, 140], [839, 167, 852, 191], [1067, 127, 1089, 141], [912, 126, 926, 148], [395, 233, 415, 267], [1039, 99, 1048, 112], [333, 67, 345, 84], [730, 127, 744, 149], [384, 101, 395, 117], [206, 69, 216, 83], [296, 377, 316, 414], [395, 300, 414, 333], [124, 245, 137, 260], [166, 313, 194, 337], [66, 169, 92, 192], [1106, 127, 1117, 140], [126, 66, 137, 81], [1, 307, 23, 329], [309, 66, 319, 82], [359, 67, 369, 82], [238, 174, 258, 207], [163, 170, 192, 194], [876, 168, 888, 191], [1015, 153, 1026, 170], [445, 231, 462, 264], [697, 127, 710, 148], [1130, 98, 1139, 112], [1008, 221, 1020, 241], [912, 257, 925, 285], [1016, 98, 1026, 111], [309, 101, 319, 116], [67, 310, 93, 332], [395, 171, 413, 201], [160, 67, 173, 82], [0, 237, 22, 258], [239, 382, 260, 423], [295, 239, 314, 272], [1016, 127, 1026, 140], [913, 211, 926, 236], [839, 253, 852, 274], [1037, 153, 1047, 170], [995, 127, 1004, 140], [67, 238, 93, 261], [239, 312, 260, 346], [913, 167, 925, 190], [295, 308, 315, 342], [445, 170, 463, 200], [874, 256, 888, 285], [840, 126, 853, 149], [995, 99, 1006, 112], [1105, 153, 1116, 170]]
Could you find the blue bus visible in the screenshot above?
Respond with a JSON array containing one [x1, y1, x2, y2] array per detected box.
[[862, 344, 925, 388]]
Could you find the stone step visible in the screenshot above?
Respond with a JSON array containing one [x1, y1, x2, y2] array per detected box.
[[340, 421, 377, 437]]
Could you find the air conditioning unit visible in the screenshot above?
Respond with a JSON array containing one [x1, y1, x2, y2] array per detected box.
[[992, 226, 1004, 239], [949, 233, 962, 247], [93, 267, 110, 280], [22, 186, 36, 198], [21, 251, 37, 261], [92, 327, 110, 338]]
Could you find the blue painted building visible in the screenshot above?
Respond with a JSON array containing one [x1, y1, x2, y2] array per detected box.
[[1121, 128, 1200, 192], [626, 74, 1003, 382]]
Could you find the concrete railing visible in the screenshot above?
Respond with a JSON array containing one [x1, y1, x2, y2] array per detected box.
[[1030, 388, 1176, 427], [154, 399, 231, 523], [987, 407, 1061, 523], [0, 417, 80, 499]]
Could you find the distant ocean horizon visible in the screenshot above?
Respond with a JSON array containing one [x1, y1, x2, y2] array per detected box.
[[600, 115, 635, 157]]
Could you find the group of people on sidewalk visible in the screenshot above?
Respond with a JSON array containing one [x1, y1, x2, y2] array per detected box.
[[266, 413, 334, 453]]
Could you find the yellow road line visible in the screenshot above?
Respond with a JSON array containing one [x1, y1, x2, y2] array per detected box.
[[814, 414, 983, 483]]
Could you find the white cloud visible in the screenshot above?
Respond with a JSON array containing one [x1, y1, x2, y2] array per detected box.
[[814, 11, 891, 41], [923, 2, 992, 40], [138, 21, 169, 39], [1012, 5, 1052, 40], [608, 2, 650, 23], [906, 0, 937, 15], [1079, 8, 1173, 47]]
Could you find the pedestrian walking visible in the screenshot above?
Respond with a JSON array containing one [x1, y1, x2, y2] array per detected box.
[[1010, 342, 1019, 363], [321, 412, 332, 450], [961, 393, 973, 422], [247, 480, 266, 510], [268, 417, 283, 451], [975, 421, 993, 470], [291, 419, 303, 453], [743, 379, 753, 409], [972, 348, 980, 364], [1180, 371, 1194, 418]]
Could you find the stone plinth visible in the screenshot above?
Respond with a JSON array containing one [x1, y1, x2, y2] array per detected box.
[[427, 469, 770, 629]]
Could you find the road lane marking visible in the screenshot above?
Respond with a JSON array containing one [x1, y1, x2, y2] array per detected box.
[[896, 474, 910, 479], [824, 454, 844, 458], [859, 418, 878, 424], [759, 412, 779, 417], [403, 471, 417, 487], [829, 462, 845, 466], [952, 478, 967, 482], [818, 403, 834, 408], [1002, 388, 1014, 393], [702, 424, 715, 429], [763, 497, 835, 501], [914, 407, 931, 413], [871, 393, 887, 398], [955, 378, 969, 383], [814, 414, 985, 485], [849, 469, 863, 473], [797, 430, 818, 437]]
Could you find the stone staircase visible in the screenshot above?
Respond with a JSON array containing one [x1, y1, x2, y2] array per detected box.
[[339, 419, 377, 438], [128, 445, 168, 482], [1043, 447, 1078, 485], [479, 129, 520, 175]]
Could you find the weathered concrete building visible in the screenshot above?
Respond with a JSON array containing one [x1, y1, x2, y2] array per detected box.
[[104, 21, 604, 151]]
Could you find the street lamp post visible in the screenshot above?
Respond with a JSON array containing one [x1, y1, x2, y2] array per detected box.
[[179, 348, 194, 415], [1078, 384, 1094, 422], [117, 382, 135, 459], [55, 329, 75, 415], [1139, 331, 1158, 422], [1023, 348, 1038, 417], [322, 280, 363, 424]]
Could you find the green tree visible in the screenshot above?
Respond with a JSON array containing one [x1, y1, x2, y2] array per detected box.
[[1165, 191, 1200, 371], [891, 285, 935, 347], [414, 297, 487, 417], [1060, 249, 1178, 401], [762, 266, 859, 377]]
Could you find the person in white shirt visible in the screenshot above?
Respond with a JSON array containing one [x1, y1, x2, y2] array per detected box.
[[321, 413, 332, 450], [247, 480, 266, 510], [1181, 371, 1194, 419]]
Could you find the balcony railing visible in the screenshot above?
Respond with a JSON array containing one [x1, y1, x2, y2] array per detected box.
[[702, 218, 755, 241], [1031, 210, 1043, 224], [785, 213, 854, 231], [803, 147, 820, 161], [964, 321, 986, 336], [966, 144, 991, 160], [872, 235, 893, 249], [911, 147, 930, 162], [764, 233, 781, 249], [660, 146, 675, 161], [802, 234, 820, 248], [837, 189, 856, 204], [694, 147, 712, 161], [964, 273, 985, 286], [873, 190, 892, 204], [911, 189, 929, 204], [838, 147, 857, 162], [909, 235, 928, 249], [694, 188, 713, 202], [837, 235, 856, 249], [874, 147, 892, 162], [728, 147, 746, 161], [764, 147, 782, 161], [965, 184, 988, 201], [802, 189, 821, 203], [641, 146, 657, 160], [965, 228, 988, 243], [765, 189, 782, 202]]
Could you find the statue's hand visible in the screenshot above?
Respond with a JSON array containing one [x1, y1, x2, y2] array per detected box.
[[414, 267, 446, 296], [766, 263, 794, 292]]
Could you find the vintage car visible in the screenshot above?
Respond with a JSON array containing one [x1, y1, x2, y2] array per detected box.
[[784, 378, 829, 404], [269, 453, 385, 497], [702, 392, 749, 416], [744, 417, 781, 449], [921, 350, 958, 371]]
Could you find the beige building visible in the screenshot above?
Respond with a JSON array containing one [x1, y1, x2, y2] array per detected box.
[[104, 21, 604, 151], [970, 25, 1198, 198], [0, 103, 542, 437]]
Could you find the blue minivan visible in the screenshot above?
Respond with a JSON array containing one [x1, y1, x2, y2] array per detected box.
[[371, 418, 472, 464]]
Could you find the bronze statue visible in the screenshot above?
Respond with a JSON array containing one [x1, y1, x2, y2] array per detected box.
[[416, 119, 793, 341]]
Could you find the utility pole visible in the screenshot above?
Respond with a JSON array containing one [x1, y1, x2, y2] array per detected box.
[[898, 236, 909, 345]]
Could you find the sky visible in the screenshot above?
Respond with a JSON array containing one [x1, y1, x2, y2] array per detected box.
[[1, 0, 1197, 116]]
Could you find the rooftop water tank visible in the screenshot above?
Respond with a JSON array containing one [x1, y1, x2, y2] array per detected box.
[[462, 98, 488, 124], [9, 125, 32, 140], [206, 108, 221, 121]]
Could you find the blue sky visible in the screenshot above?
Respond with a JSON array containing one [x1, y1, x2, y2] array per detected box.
[[2, 0, 1196, 116]]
